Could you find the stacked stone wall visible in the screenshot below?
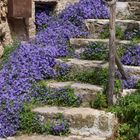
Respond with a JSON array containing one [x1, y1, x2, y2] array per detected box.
[[0, 0, 12, 57], [0, 0, 79, 58]]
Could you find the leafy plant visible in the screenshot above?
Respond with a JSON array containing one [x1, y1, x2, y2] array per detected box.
[[19, 103, 70, 135], [90, 79, 122, 110], [2, 38, 19, 63], [108, 92, 140, 140], [41, 113, 70, 136], [80, 42, 108, 60], [125, 29, 140, 43], [117, 47, 126, 58], [116, 26, 124, 40], [90, 92, 107, 109], [19, 103, 43, 134], [121, 45, 140, 66], [0, 0, 109, 136], [136, 80, 140, 89], [132, 36, 140, 44], [99, 25, 124, 39], [114, 79, 122, 94], [57, 68, 109, 86], [46, 88, 81, 107], [117, 123, 139, 140], [31, 81, 81, 107]]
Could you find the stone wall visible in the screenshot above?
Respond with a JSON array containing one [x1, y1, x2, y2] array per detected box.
[[0, 0, 12, 57], [0, 0, 79, 58], [56, 0, 79, 12]]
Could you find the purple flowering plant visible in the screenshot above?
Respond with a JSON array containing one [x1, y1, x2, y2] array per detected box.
[[0, 0, 109, 137], [0, 0, 139, 137], [121, 45, 140, 66]]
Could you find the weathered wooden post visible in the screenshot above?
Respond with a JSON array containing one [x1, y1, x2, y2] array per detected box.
[[104, 0, 128, 105], [115, 53, 128, 79], [106, 0, 117, 105]]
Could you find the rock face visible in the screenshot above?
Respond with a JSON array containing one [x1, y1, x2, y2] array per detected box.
[[55, 0, 79, 12], [3, 135, 107, 140], [48, 81, 103, 107], [0, 0, 12, 46], [0, 0, 79, 48], [0, 44, 4, 58], [85, 19, 140, 38], [33, 106, 118, 138], [117, 1, 140, 20]]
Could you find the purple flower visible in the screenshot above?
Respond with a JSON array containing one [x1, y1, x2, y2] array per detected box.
[[121, 45, 140, 66], [0, 0, 109, 137]]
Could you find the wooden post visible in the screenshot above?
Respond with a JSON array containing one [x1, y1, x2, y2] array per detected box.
[[103, 0, 128, 105], [115, 53, 128, 80], [107, 0, 116, 105]]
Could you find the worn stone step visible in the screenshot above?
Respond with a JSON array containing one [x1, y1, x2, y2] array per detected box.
[[70, 38, 131, 48], [122, 89, 137, 96], [33, 106, 118, 138], [6, 135, 107, 140], [116, 2, 140, 20], [85, 19, 140, 39], [58, 58, 140, 77], [58, 58, 108, 71], [48, 81, 103, 107]]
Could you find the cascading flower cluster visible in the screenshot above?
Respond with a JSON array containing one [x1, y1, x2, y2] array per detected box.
[[121, 45, 140, 66], [0, 0, 109, 137]]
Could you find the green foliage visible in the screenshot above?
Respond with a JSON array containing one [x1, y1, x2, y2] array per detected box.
[[99, 25, 124, 39], [99, 25, 110, 39], [115, 26, 124, 40], [108, 92, 140, 140], [132, 36, 140, 44], [19, 103, 43, 134], [114, 79, 123, 94], [2, 38, 19, 63], [117, 123, 139, 140], [31, 81, 81, 107], [136, 80, 140, 89], [43, 113, 70, 136], [90, 93, 107, 109], [117, 47, 126, 58], [80, 43, 108, 60], [46, 87, 81, 107], [19, 103, 70, 135], [57, 68, 108, 86], [131, 29, 140, 44]]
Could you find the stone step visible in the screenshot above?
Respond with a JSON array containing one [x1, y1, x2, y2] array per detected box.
[[122, 89, 137, 96], [48, 81, 103, 107], [58, 58, 108, 71], [116, 2, 140, 20], [70, 38, 131, 48], [58, 58, 140, 77], [33, 106, 118, 138], [85, 19, 140, 39], [6, 135, 107, 140]]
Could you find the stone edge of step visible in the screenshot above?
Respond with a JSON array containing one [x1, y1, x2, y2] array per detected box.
[[48, 81, 103, 90], [85, 19, 140, 24], [70, 38, 132, 47], [5, 135, 107, 140], [57, 58, 140, 75]]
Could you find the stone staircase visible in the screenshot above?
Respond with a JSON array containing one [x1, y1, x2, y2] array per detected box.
[[33, 107, 117, 138], [6, 0, 140, 140]]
